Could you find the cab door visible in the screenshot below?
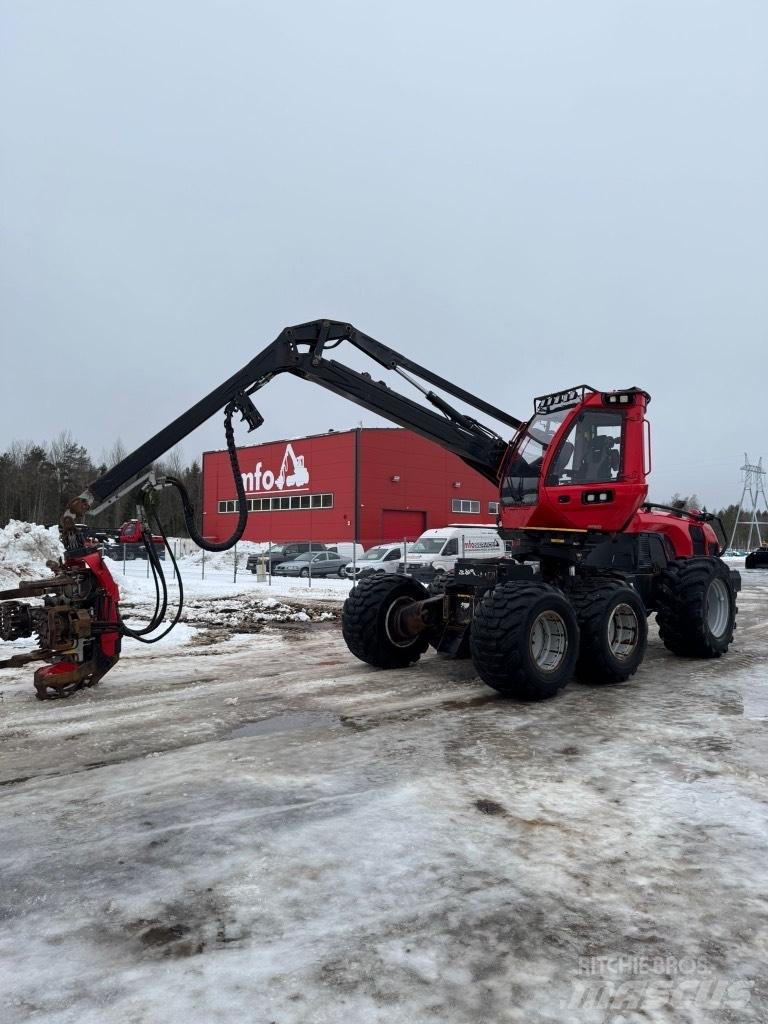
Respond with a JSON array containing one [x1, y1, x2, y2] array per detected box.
[[538, 408, 641, 532]]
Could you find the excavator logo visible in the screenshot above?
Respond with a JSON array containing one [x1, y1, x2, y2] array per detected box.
[[242, 443, 310, 493], [275, 444, 309, 490]]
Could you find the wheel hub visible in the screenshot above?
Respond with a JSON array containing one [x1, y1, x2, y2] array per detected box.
[[706, 578, 730, 638], [529, 610, 568, 672], [607, 602, 639, 661], [384, 596, 424, 648]]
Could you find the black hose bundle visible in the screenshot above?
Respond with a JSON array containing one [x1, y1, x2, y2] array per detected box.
[[117, 401, 246, 642], [165, 401, 248, 552], [117, 496, 184, 643]]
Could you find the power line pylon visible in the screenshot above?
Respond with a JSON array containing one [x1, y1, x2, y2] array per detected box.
[[729, 455, 768, 551]]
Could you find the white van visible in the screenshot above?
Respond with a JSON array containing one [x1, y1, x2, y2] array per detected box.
[[344, 542, 404, 579], [327, 542, 365, 561], [402, 525, 505, 574]]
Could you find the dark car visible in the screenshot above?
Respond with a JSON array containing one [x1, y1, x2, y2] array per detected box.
[[745, 547, 768, 569], [246, 542, 327, 574], [272, 550, 349, 578]]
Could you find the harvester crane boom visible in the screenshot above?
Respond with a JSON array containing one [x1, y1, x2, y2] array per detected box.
[[83, 319, 521, 515]]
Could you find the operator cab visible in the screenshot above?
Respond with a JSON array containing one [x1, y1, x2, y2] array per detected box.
[[500, 386, 651, 535]]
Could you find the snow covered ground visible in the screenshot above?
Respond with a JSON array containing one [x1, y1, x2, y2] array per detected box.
[[112, 556, 353, 606], [1, 563, 767, 1022]]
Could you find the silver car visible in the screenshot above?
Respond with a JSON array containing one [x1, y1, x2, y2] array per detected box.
[[273, 550, 349, 578]]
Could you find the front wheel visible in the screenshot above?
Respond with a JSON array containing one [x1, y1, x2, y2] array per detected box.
[[571, 580, 647, 684], [342, 574, 429, 669], [470, 582, 579, 700], [299, 568, 309, 578], [655, 557, 737, 658]]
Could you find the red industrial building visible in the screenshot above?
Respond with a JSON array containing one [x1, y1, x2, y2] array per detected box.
[[202, 428, 500, 549]]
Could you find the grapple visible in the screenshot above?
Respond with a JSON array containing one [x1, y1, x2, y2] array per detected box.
[[0, 550, 121, 699]]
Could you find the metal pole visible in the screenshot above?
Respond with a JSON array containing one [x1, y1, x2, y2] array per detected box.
[[352, 544, 357, 588], [202, 548, 205, 580], [308, 550, 312, 589], [403, 538, 408, 575], [268, 540, 272, 586], [123, 543, 126, 575], [233, 543, 238, 583]]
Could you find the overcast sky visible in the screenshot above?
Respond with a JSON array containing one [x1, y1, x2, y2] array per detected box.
[[1, 0, 766, 508]]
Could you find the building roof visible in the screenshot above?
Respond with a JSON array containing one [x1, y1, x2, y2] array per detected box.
[[202, 426, 408, 457]]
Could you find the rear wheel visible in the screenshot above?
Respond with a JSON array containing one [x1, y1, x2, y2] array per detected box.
[[470, 582, 579, 700], [342, 574, 430, 669], [570, 580, 647, 684], [299, 568, 309, 578], [655, 557, 737, 657]]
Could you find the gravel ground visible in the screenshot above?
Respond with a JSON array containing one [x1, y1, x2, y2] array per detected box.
[[0, 571, 767, 1023]]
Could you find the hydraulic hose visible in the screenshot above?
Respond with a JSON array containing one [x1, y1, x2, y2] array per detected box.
[[118, 401, 244, 642], [166, 403, 248, 552], [118, 498, 184, 643]]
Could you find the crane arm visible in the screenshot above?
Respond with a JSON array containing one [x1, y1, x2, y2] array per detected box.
[[83, 319, 521, 512], [3, 319, 524, 699]]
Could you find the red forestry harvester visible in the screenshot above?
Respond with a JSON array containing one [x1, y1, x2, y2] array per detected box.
[[0, 320, 740, 701]]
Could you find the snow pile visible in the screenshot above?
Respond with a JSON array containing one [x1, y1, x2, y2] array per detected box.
[[176, 540, 268, 572], [182, 594, 337, 629], [0, 520, 63, 587]]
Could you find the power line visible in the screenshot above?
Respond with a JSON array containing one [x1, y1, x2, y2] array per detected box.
[[729, 455, 768, 551]]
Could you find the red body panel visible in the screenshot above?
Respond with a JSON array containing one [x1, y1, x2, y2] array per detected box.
[[64, 551, 121, 659], [627, 509, 721, 558]]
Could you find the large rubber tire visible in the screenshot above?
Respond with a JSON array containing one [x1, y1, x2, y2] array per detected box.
[[299, 568, 309, 578], [655, 557, 737, 658], [570, 580, 648, 684], [470, 582, 579, 700], [342, 574, 430, 669]]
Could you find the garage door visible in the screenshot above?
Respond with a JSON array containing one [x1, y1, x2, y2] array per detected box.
[[381, 509, 427, 542]]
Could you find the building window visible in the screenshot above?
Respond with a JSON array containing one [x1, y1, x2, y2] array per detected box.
[[488, 501, 499, 515], [219, 493, 334, 513], [451, 498, 480, 514]]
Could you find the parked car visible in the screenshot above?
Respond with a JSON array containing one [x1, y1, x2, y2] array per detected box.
[[272, 550, 349, 578], [745, 547, 768, 569], [344, 543, 403, 579], [246, 542, 327, 574]]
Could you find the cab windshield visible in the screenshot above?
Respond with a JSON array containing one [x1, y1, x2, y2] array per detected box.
[[409, 538, 446, 554], [501, 407, 573, 506]]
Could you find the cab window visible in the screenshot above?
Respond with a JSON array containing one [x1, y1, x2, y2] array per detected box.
[[546, 410, 623, 485], [442, 538, 459, 556], [384, 548, 401, 561]]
